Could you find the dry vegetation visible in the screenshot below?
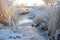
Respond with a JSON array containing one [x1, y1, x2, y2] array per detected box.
[[32, 2, 60, 40], [0, 0, 16, 26]]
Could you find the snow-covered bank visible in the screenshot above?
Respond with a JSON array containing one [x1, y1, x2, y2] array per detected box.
[[0, 7, 47, 40], [0, 24, 46, 40], [0, 0, 50, 40]]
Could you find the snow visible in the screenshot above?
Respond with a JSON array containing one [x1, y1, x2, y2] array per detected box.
[[12, 0, 46, 6], [30, 9, 44, 15], [28, 9, 45, 19], [18, 19, 33, 25], [0, 28, 46, 40], [0, 7, 47, 40]]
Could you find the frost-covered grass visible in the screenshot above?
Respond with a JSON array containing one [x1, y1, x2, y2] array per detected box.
[[32, 2, 60, 40], [0, 28, 46, 40]]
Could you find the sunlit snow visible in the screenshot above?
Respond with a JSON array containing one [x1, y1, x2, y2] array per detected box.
[[12, 0, 46, 6]]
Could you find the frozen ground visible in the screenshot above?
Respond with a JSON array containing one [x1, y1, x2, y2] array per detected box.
[[0, 9, 47, 40]]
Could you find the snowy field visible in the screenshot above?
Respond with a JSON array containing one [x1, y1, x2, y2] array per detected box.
[[0, 8, 48, 40]]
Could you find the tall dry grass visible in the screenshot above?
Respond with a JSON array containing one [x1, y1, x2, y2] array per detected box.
[[0, 0, 16, 26]]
